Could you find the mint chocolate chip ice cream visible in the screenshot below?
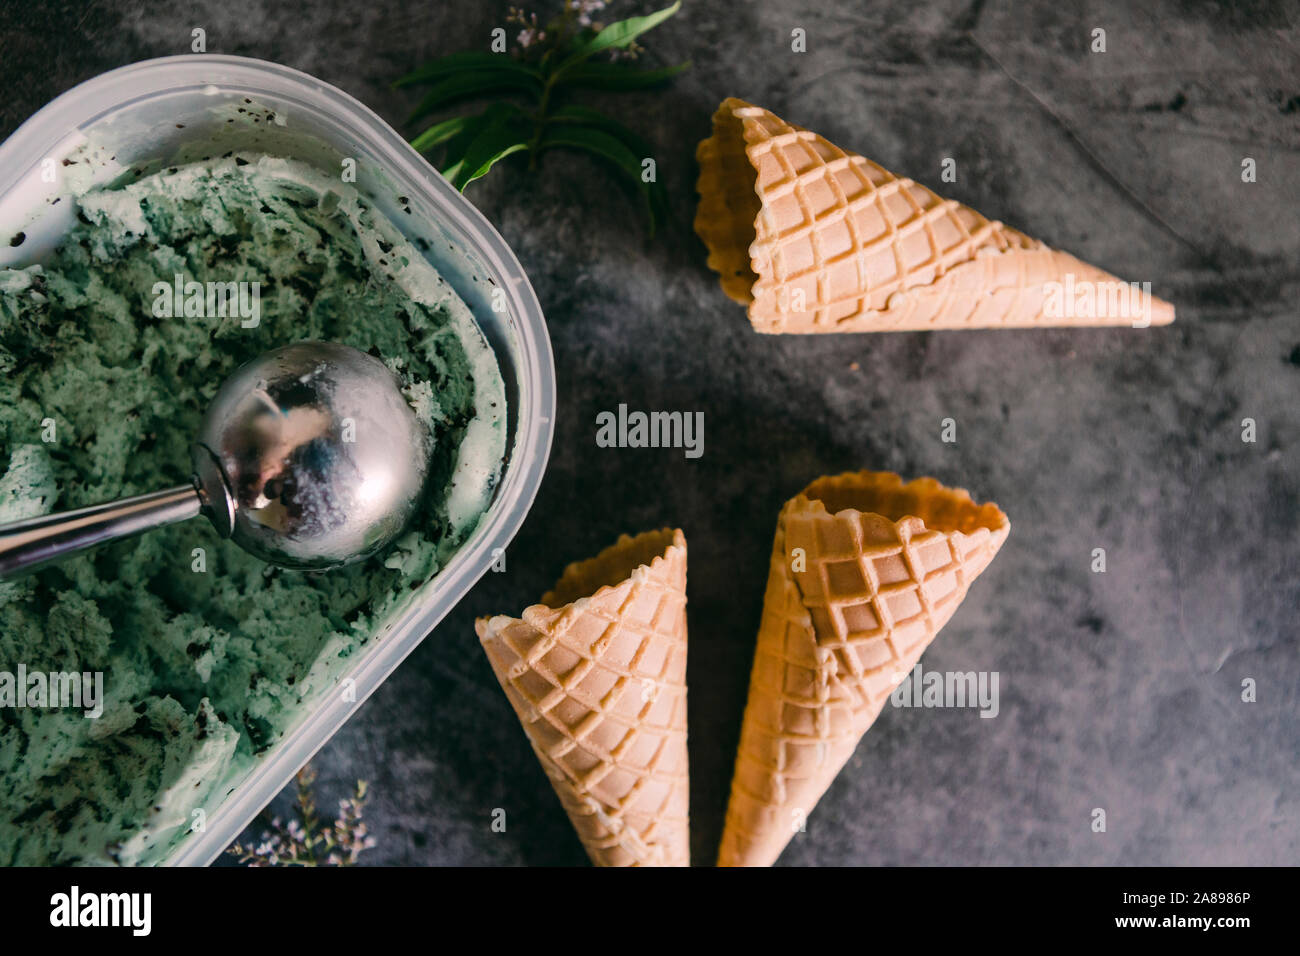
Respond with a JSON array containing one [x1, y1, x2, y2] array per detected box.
[[0, 154, 506, 864]]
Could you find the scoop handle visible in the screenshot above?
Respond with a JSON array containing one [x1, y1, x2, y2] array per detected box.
[[0, 484, 202, 580]]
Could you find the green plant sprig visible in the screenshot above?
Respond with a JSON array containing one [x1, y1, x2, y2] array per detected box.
[[226, 765, 375, 866], [395, 1, 688, 235]]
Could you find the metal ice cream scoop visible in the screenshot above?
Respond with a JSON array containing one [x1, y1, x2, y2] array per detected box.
[[0, 341, 431, 578]]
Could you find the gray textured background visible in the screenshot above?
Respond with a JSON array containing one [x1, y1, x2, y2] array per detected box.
[[2, 0, 1297, 866]]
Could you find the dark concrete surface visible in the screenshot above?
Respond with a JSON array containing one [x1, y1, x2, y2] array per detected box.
[[2, 0, 1297, 866]]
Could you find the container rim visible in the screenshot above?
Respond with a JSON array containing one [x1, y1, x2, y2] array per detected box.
[[0, 55, 556, 866]]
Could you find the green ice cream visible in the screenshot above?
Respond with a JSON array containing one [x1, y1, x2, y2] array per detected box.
[[0, 154, 506, 864]]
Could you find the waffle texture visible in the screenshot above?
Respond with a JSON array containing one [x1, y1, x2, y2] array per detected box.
[[718, 472, 1010, 867], [695, 97, 1175, 333], [477, 529, 689, 866]]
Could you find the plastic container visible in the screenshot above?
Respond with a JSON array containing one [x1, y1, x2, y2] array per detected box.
[[0, 55, 555, 865]]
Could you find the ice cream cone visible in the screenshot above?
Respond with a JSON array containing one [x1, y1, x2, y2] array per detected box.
[[718, 472, 1009, 867], [477, 528, 690, 867], [695, 97, 1175, 333]]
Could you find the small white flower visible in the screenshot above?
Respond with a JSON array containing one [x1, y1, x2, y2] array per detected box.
[[577, 1, 606, 27]]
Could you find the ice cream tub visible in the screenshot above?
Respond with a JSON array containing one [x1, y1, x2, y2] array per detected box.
[[0, 55, 555, 865]]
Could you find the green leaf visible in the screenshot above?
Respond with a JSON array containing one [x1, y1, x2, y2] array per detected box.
[[552, 1, 681, 77], [547, 105, 656, 158], [411, 115, 476, 153], [555, 60, 690, 92], [540, 125, 643, 177], [407, 70, 542, 124], [538, 125, 668, 234], [438, 105, 518, 182], [439, 111, 497, 182], [394, 51, 540, 88], [449, 112, 532, 191], [574, 1, 681, 58]]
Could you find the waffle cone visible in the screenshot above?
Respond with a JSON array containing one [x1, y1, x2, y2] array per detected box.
[[477, 528, 689, 866], [718, 472, 1009, 866], [695, 98, 1175, 333]]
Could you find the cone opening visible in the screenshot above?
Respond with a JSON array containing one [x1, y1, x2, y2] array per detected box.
[[802, 471, 1007, 536], [541, 528, 684, 609], [694, 100, 761, 303]]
